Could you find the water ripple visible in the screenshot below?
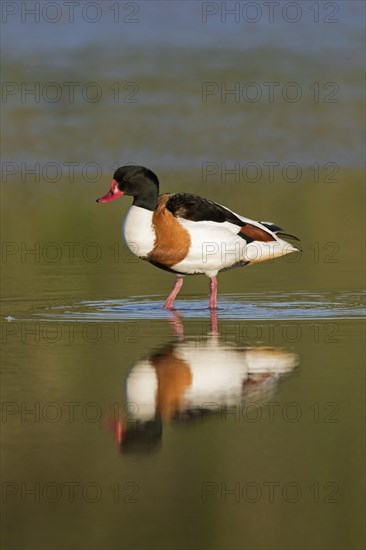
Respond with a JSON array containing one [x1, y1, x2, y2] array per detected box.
[[34, 291, 365, 322]]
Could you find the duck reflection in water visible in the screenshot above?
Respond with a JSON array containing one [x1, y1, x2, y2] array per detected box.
[[109, 311, 298, 454]]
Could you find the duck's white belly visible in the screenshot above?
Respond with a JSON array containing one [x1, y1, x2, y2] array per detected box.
[[172, 219, 297, 276], [172, 219, 247, 276], [177, 344, 249, 406], [122, 206, 156, 258]]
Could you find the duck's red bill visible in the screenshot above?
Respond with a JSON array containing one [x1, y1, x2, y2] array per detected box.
[[96, 179, 124, 203], [104, 416, 126, 445]]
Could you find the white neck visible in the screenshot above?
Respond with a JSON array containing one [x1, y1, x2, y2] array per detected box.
[[122, 205, 156, 258]]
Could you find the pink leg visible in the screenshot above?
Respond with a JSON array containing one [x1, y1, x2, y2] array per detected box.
[[168, 310, 184, 341], [163, 276, 184, 309], [209, 276, 218, 309], [210, 308, 218, 336]]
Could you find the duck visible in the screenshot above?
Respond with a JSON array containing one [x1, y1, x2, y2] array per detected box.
[[96, 165, 299, 309], [107, 331, 298, 452], [125, 341, 297, 423]]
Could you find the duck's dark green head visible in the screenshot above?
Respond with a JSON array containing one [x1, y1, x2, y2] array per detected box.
[[96, 165, 160, 210]]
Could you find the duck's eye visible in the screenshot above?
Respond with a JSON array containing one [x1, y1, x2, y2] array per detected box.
[[123, 176, 129, 182]]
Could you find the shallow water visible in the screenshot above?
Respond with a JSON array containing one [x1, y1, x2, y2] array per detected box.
[[2, 287, 365, 550], [1, 2, 365, 549], [29, 290, 365, 321], [2, 310, 365, 550]]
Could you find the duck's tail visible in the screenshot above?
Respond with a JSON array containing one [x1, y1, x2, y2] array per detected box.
[[241, 221, 300, 264], [260, 222, 300, 242]]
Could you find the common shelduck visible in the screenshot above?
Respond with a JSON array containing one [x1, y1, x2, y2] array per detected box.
[[97, 165, 299, 309], [108, 336, 298, 452]]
